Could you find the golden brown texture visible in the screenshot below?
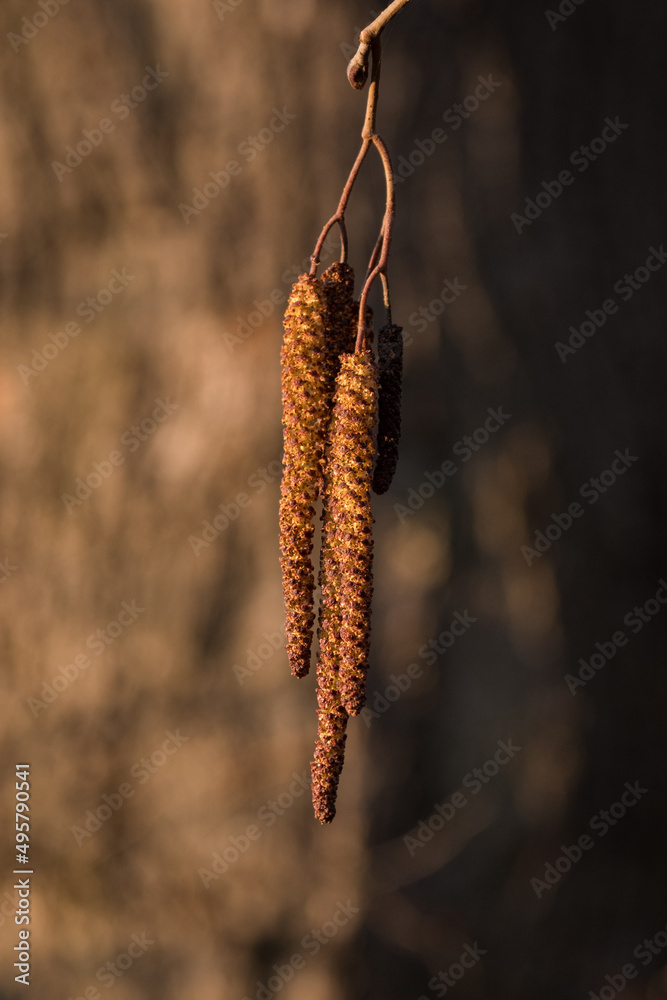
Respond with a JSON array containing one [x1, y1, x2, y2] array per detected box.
[[309, 264, 357, 821], [279, 275, 329, 677], [317, 262, 356, 643], [311, 672, 349, 824], [327, 350, 378, 715], [312, 438, 347, 822]]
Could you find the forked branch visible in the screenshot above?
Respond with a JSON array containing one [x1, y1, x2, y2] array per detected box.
[[310, 0, 410, 294]]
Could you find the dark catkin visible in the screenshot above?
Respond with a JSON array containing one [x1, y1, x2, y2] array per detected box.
[[328, 350, 378, 715], [372, 323, 403, 495], [322, 261, 357, 364], [279, 275, 330, 678]]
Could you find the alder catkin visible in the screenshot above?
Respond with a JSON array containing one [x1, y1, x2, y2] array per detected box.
[[279, 275, 330, 677], [322, 261, 357, 364], [309, 263, 358, 821], [328, 349, 378, 715], [372, 323, 403, 495], [311, 682, 349, 824], [317, 262, 356, 641]]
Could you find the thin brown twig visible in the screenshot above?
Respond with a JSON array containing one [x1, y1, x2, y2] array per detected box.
[[366, 225, 384, 282], [310, 138, 370, 276], [356, 134, 395, 351], [361, 35, 382, 139], [347, 0, 412, 90], [312, 1, 408, 334]]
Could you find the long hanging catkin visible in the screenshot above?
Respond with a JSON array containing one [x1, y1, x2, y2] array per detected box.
[[372, 323, 403, 494], [279, 275, 330, 678], [317, 262, 357, 645], [312, 348, 378, 821], [328, 349, 378, 716], [278, 1, 412, 823], [309, 263, 357, 823]]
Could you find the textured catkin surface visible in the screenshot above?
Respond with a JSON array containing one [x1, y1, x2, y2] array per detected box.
[[317, 261, 357, 644], [279, 274, 329, 677], [327, 350, 378, 717], [322, 261, 357, 368], [372, 323, 404, 495], [309, 263, 358, 823], [310, 649, 349, 824]]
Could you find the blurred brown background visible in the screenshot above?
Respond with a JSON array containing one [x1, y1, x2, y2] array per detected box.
[[1, 0, 666, 997]]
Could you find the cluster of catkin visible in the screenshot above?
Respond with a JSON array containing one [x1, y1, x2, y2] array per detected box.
[[280, 263, 402, 823]]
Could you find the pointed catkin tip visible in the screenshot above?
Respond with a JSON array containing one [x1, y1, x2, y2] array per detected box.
[[311, 698, 349, 824], [372, 323, 404, 495]]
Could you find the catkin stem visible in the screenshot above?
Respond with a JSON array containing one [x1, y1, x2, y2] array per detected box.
[[356, 135, 395, 352], [310, 139, 371, 276]]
